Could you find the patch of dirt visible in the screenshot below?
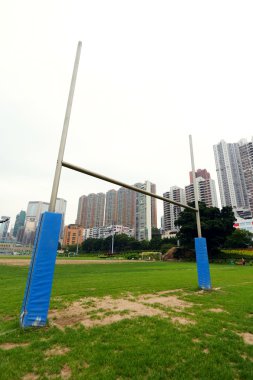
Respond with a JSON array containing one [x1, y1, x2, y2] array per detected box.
[[0, 259, 149, 267], [238, 332, 253, 345], [22, 374, 38, 380], [49, 291, 194, 329], [196, 290, 205, 295], [2, 315, 15, 321], [208, 308, 227, 313], [83, 362, 90, 369], [0, 342, 29, 350], [0, 259, 31, 266], [139, 295, 193, 310], [192, 338, 200, 343], [203, 348, 209, 354], [52, 296, 63, 302], [157, 289, 184, 295], [241, 354, 253, 362], [171, 317, 196, 325], [45, 345, 70, 357], [60, 364, 72, 379], [40, 337, 51, 342], [196, 287, 221, 295], [56, 259, 139, 265]]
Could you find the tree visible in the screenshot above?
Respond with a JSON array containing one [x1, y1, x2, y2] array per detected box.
[[224, 229, 253, 248], [129, 238, 142, 251], [82, 238, 104, 253], [113, 234, 131, 252], [175, 202, 236, 253], [149, 237, 161, 250], [151, 227, 161, 239], [162, 237, 178, 245], [149, 228, 162, 250]]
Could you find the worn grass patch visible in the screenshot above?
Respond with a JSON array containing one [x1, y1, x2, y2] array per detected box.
[[0, 262, 252, 379], [48, 291, 194, 329]]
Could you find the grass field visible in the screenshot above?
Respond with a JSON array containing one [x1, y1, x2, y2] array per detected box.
[[0, 261, 252, 379]]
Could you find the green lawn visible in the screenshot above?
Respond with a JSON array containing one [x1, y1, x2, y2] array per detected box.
[[0, 262, 252, 379]]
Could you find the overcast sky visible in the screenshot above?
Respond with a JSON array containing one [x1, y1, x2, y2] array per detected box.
[[1, 0, 253, 229]]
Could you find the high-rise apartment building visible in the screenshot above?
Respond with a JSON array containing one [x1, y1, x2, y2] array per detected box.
[[77, 189, 135, 229], [104, 190, 117, 226], [22, 201, 48, 245], [239, 139, 253, 215], [77, 189, 136, 230], [135, 181, 152, 241], [17, 226, 25, 243], [94, 193, 105, 227], [163, 186, 186, 232], [76, 182, 157, 241], [116, 187, 136, 228], [150, 183, 157, 229], [77, 193, 105, 228], [0, 216, 10, 241], [213, 140, 249, 210], [185, 176, 218, 208], [86, 194, 97, 228], [85, 193, 105, 228], [23, 199, 67, 245], [161, 216, 164, 231], [55, 198, 67, 238], [76, 195, 88, 227], [133, 181, 157, 240], [13, 211, 26, 238], [189, 169, 210, 184]]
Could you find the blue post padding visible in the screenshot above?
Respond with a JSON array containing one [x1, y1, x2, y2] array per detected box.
[[195, 237, 212, 290], [20, 212, 62, 328]]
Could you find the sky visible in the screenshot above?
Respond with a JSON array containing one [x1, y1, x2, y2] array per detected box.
[[1, 0, 253, 230]]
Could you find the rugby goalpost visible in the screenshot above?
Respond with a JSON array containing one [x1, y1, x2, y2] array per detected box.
[[20, 42, 211, 328]]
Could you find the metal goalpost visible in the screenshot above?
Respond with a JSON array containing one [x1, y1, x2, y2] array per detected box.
[[20, 41, 211, 328]]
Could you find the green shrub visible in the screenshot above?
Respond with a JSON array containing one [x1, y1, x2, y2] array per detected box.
[[126, 253, 140, 260], [220, 249, 253, 259], [141, 252, 162, 261]]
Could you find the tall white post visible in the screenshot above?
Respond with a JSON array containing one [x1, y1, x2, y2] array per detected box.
[[189, 135, 202, 237], [49, 41, 82, 212]]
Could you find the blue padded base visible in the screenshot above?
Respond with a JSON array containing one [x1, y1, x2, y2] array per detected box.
[[195, 237, 212, 290], [20, 212, 62, 327]]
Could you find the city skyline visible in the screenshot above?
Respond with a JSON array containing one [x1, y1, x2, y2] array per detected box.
[[3, 132, 253, 238], [2, 2, 253, 232], [76, 181, 156, 240], [2, 143, 252, 235]]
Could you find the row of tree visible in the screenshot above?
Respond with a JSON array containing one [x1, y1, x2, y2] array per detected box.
[[176, 203, 253, 253], [66, 204, 252, 254], [80, 231, 175, 254]]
